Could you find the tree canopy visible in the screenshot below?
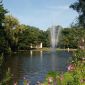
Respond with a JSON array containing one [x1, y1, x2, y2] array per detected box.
[[70, 0, 85, 27]]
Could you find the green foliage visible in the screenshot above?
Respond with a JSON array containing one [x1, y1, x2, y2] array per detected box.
[[0, 13, 50, 51], [63, 72, 74, 85], [59, 28, 85, 48], [17, 25, 50, 50], [75, 49, 85, 58], [0, 68, 12, 85], [0, 2, 12, 84], [0, 1, 7, 26], [47, 71, 59, 78], [0, 1, 8, 54], [70, 0, 85, 27], [4, 15, 19, 52], [0, 53, 3, 66]]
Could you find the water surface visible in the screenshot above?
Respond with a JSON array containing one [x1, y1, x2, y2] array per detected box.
[[6, 50, 72, 85]]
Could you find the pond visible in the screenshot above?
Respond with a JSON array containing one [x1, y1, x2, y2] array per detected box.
[[6, 50, 72, 85]]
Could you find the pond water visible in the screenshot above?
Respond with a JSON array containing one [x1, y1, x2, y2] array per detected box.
[[6, 50, 72, 85]]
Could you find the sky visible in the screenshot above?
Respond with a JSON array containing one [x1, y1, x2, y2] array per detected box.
[[3, 0, 78, 30]]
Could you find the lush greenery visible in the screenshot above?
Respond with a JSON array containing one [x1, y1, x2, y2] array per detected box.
[[1, 0, 85, 53], [70, 0, 85, 27], [2, 15, 50, 51], [0, 1, 12, 85], [1, 2, 85, 52], [0, 0, 85, 84], [58, 27, 85, 48]]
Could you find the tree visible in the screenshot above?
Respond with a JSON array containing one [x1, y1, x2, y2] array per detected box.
[[0, 1, 7, 27], [18, 25, 44, 49], [4, 15, 19, 51], [0, 0, 9, 82], [0, 1, 7, 54], [59, 28, 83, 48], [70, 0, 85, 27]]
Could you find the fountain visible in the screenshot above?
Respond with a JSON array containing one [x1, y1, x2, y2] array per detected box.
[[50, 26, 61, 71], [50, 26, 61, 49]]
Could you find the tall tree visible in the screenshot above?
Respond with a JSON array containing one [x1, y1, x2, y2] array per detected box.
[[0, 0, 8, 81], [70, 0, 85, 27], [0, 1, 7, 27], [4, 15, 19, 51], [0, 1, 7, 54]]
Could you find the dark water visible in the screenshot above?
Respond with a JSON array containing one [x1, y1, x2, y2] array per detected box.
[[6, 50, 72, 85]]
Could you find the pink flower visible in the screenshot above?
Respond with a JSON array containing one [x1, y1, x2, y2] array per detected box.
[[67, 64, 75, 71]]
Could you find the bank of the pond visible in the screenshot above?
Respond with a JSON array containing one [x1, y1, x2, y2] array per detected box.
[[17, 48, 77, 52]]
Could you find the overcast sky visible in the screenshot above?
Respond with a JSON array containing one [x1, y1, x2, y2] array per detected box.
[[3, 0, 78, 30]]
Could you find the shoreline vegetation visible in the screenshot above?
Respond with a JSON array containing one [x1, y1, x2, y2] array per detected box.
[[17, 48, 77, 52]]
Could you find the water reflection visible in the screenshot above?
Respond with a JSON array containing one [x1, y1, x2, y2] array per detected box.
[[30, 50, 33, 57], [51, 52, 56, 71], [40, 51, 43, 63]]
